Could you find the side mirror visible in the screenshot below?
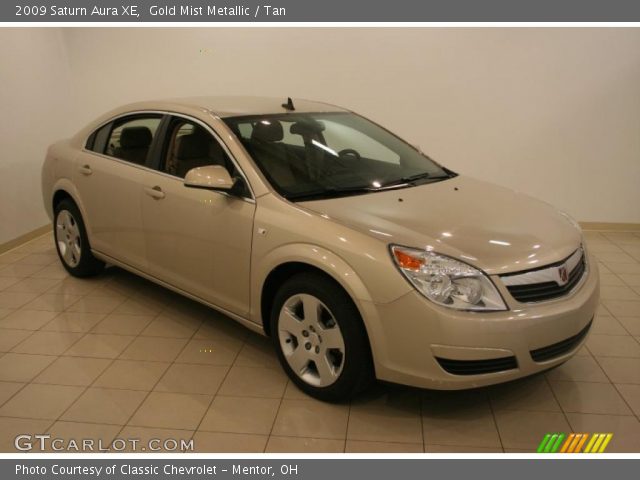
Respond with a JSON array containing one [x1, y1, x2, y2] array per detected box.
[[184, 165, 235, 191]]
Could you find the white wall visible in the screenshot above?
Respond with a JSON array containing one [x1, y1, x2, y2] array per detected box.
[[62, 28, 640, 223], [2, 28, 639, 245], [0, 29, 75, 244]]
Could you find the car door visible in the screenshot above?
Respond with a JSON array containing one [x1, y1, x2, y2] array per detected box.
[[141, 115, 255, 316], [74, 114, 165, 270]]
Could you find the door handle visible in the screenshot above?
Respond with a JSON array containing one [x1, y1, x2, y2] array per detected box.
[[79, 164, 92, 176], [145, 186, 165, 200]]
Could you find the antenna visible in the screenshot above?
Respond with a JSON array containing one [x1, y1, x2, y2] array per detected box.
[[282, 97, 295, 111]]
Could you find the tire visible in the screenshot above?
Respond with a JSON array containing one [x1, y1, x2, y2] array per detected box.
[[53, 199, 104, 277], [271, 272, 373, 402]]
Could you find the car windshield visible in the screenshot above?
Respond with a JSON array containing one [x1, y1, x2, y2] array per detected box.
[[224, 112, 454, 201]]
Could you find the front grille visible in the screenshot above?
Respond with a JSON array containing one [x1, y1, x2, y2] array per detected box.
[[436, 356, 518, 376], [530, 320, 593, 362], [504, 250, 586, 303]]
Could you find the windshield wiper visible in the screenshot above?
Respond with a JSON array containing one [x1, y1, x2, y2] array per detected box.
[[379, 171, 453, 189], [286, 185, 375, 201]]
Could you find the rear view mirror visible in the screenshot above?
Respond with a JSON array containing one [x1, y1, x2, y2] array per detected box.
[[184, 165, 235, 191]]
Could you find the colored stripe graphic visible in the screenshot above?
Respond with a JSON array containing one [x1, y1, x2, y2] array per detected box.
[[538, 433, 613, 453]]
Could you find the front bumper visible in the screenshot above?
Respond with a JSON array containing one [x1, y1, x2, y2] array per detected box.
[[364, 253, 600, 389]]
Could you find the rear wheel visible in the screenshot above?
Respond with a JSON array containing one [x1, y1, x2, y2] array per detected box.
[[54, 199, 104, 277], [271, 272, 373, 402]]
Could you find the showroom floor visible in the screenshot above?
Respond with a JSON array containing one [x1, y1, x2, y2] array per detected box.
[[1, 230, 639, 453]]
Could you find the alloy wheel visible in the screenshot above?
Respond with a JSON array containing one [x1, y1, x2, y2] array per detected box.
[[278, 293, 346, 387], [55, 210, 82, 268]]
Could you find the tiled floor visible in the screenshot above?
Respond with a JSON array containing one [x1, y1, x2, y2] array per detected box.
[[1, 230, 640, 453]]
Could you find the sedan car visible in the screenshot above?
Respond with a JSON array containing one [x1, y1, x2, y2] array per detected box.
[[42, 96, 599, 401]]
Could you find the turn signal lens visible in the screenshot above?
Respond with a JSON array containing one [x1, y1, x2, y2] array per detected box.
[[392, 249, 424, 271]]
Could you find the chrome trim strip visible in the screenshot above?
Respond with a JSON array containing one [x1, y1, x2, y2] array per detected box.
[[501, 248, 583, 287]]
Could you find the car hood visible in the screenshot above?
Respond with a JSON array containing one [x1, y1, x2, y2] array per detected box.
[[298, 175, 582, 275]]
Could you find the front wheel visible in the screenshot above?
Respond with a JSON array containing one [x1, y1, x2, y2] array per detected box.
[[54, 199, 104, 277], [271, 272, 373, 402]]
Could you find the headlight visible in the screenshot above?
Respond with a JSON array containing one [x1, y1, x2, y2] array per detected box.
[[390, 245, 507, 311]]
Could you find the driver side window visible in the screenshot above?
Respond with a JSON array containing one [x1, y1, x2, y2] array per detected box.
[[160, 118, 251, 198], [162, 119, 232, 178]]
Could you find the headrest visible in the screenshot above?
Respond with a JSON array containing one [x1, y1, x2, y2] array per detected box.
[[119, 127, 152, 149], [290, 120, 325, 136], [176, 131, 210, 160], [251, 120, 283, 143]]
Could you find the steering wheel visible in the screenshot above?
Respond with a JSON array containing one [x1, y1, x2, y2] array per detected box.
[[338, 148, 361, 160]]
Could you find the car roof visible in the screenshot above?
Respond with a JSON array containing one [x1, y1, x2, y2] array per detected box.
[[120, 96, 349, 118]]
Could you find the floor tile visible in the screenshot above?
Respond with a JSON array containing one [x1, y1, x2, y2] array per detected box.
[[348, 390, 422, 444], [234, 335, 280, 369], [272, 399, 349, 440], [425, 444, 503, 453], [0, 417, 53, 452], [66, 295, 124, 314], [586, 334, 640, 358], [112, 298, 163, 316], [218, 366, 287, 398], [618, 317, 640, 336], [154, 364, 228, 395], [119, 337, 187, 362], [566, 413, 640, 452], [268, 436, 345, 453], [176, 338, 244, 366], [64, 334, 135, 359], [283, 381, 313, 400], [94, 360, 170, 391], [603, 300, 640, 317], [0, 383, 84, 419], [597, 357, 640, 384], [0, 264, 44, 278], [46, 278, 101, 296], [23, 293, 81, 312], [4, 278, 60, 294], [191, 431, 267, 453], [550, 381, 632, 415], [422, 396, 501, 448], [616, 384, 640, 417], [0, 353, 56, 382], [14, 253, 57, 266], [11, 331, 83, 356], [0, 382, 24, 406], [346, 440, 422, 453], [545, 355, 609, 383], [33, 356, 111, 386], [619, 274, 640, 287], [41, 312, 106, 333], [33, 265, 68, 280], [0, 277, 22, 291], [591, 314, 630, 335], [118, 426, 195, 452], [44, 421, 122, 452], [140, 313, 201, 338], [0, 329, 32, 352], [489, 376, 561, 412], [199, 396, 280, 435], [92, 313, 155, 336], [62, 387, 147, 425], [494, 410, 571, 450], [129, 392, 212, 430], [0, 290, 40, 310], [0, 309, 58, 330]]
